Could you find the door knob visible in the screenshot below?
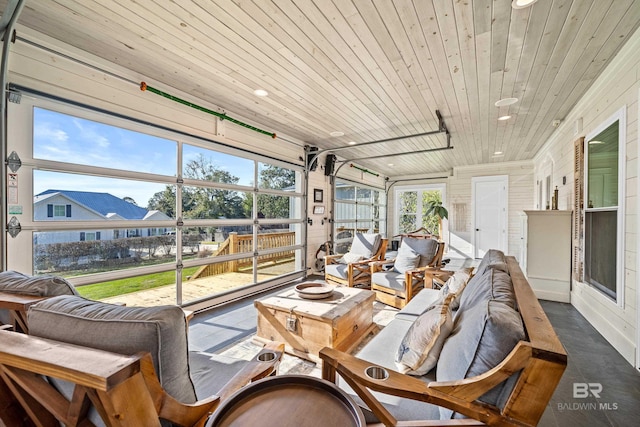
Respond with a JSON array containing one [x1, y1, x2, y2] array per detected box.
[[476, 228, 480, 231]]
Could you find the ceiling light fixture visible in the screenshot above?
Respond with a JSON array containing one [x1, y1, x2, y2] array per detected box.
[[387, 163, 394, 166], [494, 151, 503, 155], [498, 115, 511, 121], [253, 89, 268, 97], [348, 141, 357, 145], [512, 0, 539, 9], [329, 131, 344, 137], [494, 97, 518, 107]]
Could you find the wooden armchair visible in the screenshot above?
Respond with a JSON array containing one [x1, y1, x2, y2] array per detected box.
[[325, 233, 388, 288], [371, 238, 444, 308], [0, 329, 284, 427]]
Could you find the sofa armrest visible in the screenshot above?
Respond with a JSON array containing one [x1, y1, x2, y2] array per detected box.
[[319, 343, 533, 426]]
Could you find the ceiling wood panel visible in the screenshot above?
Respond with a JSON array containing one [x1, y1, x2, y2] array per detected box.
[[2, 0, 639, 178]]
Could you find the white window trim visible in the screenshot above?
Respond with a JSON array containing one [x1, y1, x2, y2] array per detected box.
[[393, 183, 447, 236], [584, 105, 626, 308]]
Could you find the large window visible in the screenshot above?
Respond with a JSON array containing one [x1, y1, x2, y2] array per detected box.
[[333, 180, 386, 254], [394, 184, 446, 237], [8, 102, 304, 307], [584, 107, 625, 304]]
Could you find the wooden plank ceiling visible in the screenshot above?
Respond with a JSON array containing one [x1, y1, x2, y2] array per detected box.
[[3, 0, 640, 178]]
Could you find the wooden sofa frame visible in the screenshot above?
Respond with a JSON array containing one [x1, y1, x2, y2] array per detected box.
[[320, 256, 567, 426], [0, 330, 284, 427]]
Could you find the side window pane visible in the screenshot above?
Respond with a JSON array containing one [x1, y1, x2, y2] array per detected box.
[[34, 107, 176, 175], [258, 162, 297, 191], [183, 145, 255, 187], [587, 120, 619, 208], [182, 186, 251, 220]]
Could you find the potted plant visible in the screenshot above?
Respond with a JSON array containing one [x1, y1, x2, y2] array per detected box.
[[424, 200, 448, 240]]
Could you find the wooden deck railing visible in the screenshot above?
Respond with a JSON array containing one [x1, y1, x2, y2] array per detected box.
[[190, 231, 295, 280]]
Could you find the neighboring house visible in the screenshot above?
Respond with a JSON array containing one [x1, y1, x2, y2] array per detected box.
[[33, 190, 171, 245]]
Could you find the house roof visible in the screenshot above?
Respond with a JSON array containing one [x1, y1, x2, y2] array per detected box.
[[36, 190, 152, 220]]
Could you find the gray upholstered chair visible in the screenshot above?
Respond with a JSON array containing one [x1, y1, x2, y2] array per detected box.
[[0, 270, 78, 332], [324, 233, 387, 288], [23, 295, 282, 426], [371, 237, 444, 308]]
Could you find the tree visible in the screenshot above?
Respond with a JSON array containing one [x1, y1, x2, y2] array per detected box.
[[146, 154, 245, 228], [147, 186, 177, 217], [255, 164, 295, 219]]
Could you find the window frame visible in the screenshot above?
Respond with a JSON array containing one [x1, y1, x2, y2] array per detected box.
[[583, 106, 626, 307], [7, 94, 306, 307], [393, 183, 447, 236]]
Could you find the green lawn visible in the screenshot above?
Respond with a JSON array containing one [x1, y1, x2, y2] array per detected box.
[[77, 266, 200, 300]]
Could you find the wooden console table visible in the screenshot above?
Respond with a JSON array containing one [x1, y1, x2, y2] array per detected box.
[[254, 286, 375, 363], [0, 292, 49, 333]]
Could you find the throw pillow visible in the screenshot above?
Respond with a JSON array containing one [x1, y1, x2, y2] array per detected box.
[[440, 267, 474, 309], [339, 252, 365, 264], [393, 244, 421, 274], [395, 300, 454, 375]]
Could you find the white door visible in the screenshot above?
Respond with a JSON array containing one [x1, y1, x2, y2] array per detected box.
[[472, 176, 508, 258]]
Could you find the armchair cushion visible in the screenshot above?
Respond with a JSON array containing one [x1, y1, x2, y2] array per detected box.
[[395, 298, 454, 375], [0, 270, 78, 325], [28, 295, 197, 404], [339, 252, 365, 264], [371, 271, 409, 291], [393, 245, 420, 274], [325, 263, 349, 280], [349, 233, 382, 258], [400, 238, 439, 267]]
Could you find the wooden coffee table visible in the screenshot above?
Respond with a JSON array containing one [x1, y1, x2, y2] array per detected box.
[[254, 285, 376, 363]]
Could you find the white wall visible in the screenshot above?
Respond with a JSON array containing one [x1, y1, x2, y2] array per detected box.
[[533, 26, 640, 366], [386, 162, 533, 260]]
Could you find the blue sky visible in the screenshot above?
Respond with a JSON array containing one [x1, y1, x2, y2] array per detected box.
[[33, 108, 257, 207]]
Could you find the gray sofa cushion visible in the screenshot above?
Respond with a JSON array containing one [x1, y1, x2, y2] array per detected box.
[[473, 249, 506, 276], [0, 270, 78, 325], [437, 300, 525, 419], [28, 295, 197, 404], [189, 351, 250, 400], [394, 288, 441, 322], [396, 300, 454, 375], [341, 318, 440, 422], [457, 268, 516, 314]]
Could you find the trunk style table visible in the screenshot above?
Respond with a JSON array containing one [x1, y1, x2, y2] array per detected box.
[[254, 285, 376, 363]]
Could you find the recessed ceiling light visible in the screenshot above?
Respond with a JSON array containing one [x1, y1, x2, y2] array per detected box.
[[253, 89, 268, 97], [329, 131, 344, 137], [494, 97, 518, 107], [348, 141, 357, 145], [512, 0, 539, 9], [387, 163, 394, 166], [494, 151, 503, 155], [588, 140, 604, 145], [498, 115, 511, 121]]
